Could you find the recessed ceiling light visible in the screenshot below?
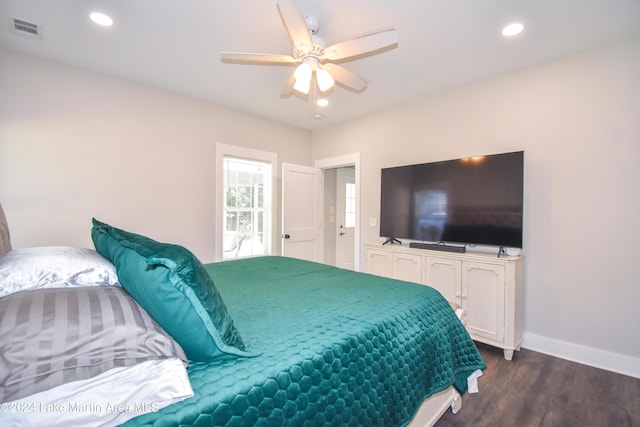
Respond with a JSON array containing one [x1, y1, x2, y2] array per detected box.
[[90, 12, 113, 27], [316, 98, 329, 107], [502, 22, 524, 37]]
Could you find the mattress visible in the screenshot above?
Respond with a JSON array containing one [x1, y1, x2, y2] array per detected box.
[[123, 256, 485, 426]]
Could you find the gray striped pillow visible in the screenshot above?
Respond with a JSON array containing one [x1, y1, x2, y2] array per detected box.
[[0, 286, 188, 402]]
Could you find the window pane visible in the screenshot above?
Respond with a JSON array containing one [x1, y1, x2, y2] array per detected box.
[[237, 186, 252, 208], [238, 211, 252, 232], [225, 211, 237, 231], [225, 187, 237, 208], [235, 171, 245, 186], [257, 185, 264, 208], [344, 182, 356, 228]]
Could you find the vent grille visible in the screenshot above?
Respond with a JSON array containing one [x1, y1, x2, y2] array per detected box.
[[10, 16, 42, 39]]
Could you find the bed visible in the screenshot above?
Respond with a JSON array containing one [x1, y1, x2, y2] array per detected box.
[[0, 204, 485, 427]]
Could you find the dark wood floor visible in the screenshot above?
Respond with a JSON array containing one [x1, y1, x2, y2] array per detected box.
[[436, 343, 640, 427]]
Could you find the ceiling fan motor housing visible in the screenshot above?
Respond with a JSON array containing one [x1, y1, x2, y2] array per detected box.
[[305, 15, 320, 34]]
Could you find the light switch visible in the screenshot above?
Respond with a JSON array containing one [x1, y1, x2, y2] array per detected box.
[[369, 217, 377, 227]]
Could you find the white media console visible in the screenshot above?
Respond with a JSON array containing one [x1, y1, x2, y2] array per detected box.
[[364, 242, 524, 360]]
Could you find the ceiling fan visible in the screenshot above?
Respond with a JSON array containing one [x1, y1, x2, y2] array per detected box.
[[220, 0, 398, 108]]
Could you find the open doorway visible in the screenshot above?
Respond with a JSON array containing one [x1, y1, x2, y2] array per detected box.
[[316, 154, 360, 271], [323, 167, 355, 270]]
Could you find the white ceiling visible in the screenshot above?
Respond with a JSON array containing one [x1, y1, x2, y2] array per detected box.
[[1, 0, 639, 130]]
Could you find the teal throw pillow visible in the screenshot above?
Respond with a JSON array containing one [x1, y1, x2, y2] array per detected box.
[[91, 218, 253, 362]]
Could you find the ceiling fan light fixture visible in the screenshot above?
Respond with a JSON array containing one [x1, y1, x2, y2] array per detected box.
[[316, 68, 335, 92], [293, 79, 310, 94], [293, 62, 312, 94]]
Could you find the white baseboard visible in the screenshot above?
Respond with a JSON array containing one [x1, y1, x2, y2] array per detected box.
[[522, 332, 640, 379]]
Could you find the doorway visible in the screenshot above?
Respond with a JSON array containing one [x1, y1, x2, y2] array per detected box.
[[335, 167, 356, 270], [315, 153, 360, 271]]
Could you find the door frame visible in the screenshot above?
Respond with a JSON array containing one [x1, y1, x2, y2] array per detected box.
[[315, 153, 361, 271]]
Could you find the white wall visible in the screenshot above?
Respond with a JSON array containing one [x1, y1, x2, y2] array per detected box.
[[312, 37, 640, 375], [0, 48, 312, 262]]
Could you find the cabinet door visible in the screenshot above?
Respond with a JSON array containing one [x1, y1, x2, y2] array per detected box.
[[364, 247, 393, 278], [392, 252, 423, 284], [425, 257, 461, 302], [463, 261, 505, 342]]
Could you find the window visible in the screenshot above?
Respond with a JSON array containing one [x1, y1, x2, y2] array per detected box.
[[216, 144, 276, 261], [344, 182, 356, 228]]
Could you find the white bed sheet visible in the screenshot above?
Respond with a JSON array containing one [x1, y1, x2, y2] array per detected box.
[[0, 358, 194, 427]]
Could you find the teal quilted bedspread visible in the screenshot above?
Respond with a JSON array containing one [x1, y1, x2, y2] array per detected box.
[[123, 256, 485, 426]]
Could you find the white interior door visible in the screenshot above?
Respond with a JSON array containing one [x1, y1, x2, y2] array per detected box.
[[282, 163, 322, 262], [335, 167, 355, 270]]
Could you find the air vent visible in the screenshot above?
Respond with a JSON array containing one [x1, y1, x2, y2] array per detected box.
[[9, 16, 42, 39]]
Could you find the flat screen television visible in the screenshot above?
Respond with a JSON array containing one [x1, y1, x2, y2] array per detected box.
[[380, 151, 524, 248]]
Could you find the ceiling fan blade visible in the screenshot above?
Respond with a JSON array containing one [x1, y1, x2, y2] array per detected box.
[[323, 28, 398, 61], [220, 52, 296, 64], [321, 64, 368, 92], [276, 0, 313, 53], [280, 71, 296, 97]]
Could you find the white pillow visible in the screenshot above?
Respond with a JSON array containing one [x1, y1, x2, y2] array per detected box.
[[0, 246, 119, 298]]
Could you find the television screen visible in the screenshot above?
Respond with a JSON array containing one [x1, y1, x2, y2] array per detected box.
[[380, 151, 524, 248]]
